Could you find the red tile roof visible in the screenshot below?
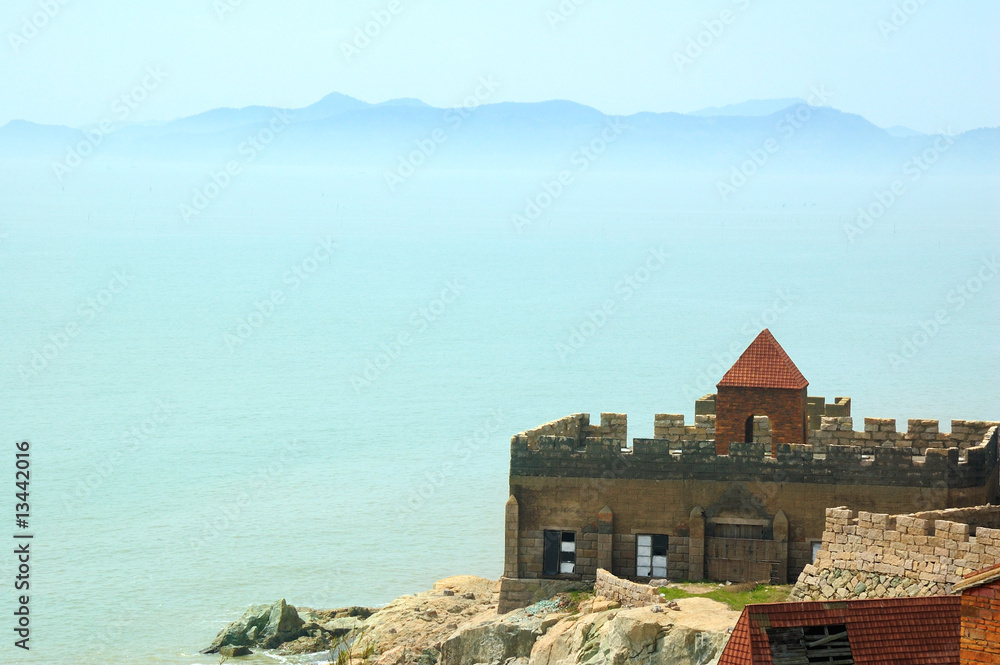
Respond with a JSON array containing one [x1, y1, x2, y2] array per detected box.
[[718, 597, 960, 665], [717, 329, 808, 390]]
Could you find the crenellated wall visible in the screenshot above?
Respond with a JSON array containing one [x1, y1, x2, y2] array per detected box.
[[806, 416, 999, 454], [791, 499, 1000, 601], [510, 417, 999, 491]]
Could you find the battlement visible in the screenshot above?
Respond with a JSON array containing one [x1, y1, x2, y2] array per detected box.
[[511, 415, 999, 489]]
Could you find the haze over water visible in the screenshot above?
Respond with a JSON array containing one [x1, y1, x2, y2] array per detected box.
[[2, 2, 998, 663]]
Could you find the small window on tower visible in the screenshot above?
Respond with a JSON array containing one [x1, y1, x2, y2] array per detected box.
[[636, 534, 668, 578], [543, 530, 576, 575]]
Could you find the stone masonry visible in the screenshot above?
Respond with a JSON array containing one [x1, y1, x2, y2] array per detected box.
[[593, 569, 661, 608], [791, 498, 1000, 601]]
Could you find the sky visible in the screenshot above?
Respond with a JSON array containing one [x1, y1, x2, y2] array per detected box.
[[1, 0, 998, 133]]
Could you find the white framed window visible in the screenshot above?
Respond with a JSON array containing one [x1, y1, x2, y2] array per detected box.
[[543, 530, 576, 575], [637, 534, 668, 578]]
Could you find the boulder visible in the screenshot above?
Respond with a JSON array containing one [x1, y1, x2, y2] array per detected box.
[[219, 645, 252, 657], [440, 611, 548, 664], [202, 599, 306, 653], [526, 598, 737, 665]]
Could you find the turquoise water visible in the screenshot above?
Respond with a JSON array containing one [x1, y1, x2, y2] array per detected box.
[[0, 165, 997, 664]]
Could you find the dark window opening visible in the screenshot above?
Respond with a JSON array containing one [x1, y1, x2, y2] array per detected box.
[[767, 623, 853, 665], [637, 534, 668, 577], [745, 415, 754, 443], [543, 530, 576, 575]]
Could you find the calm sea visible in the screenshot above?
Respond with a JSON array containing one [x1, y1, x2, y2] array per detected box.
[[0, 165, 997, 664]]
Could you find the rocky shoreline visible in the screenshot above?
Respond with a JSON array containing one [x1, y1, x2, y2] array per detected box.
[[202, 576, 739, 665]]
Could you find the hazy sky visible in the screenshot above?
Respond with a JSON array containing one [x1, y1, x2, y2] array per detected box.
[[2, 0, 998, 133]]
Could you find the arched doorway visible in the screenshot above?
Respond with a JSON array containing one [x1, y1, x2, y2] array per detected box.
[[744, 415, 772, 447]]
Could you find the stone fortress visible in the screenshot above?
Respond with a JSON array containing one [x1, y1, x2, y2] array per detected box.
[[498, 329, 999, 612]]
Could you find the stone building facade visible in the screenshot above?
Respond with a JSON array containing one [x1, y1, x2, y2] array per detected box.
[[498, 330, 999, 612]]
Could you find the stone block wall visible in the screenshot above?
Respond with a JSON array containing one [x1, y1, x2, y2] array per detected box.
[[497, 577, 592, 614], [653, 413, 715, 442], [807, 417, 999, 455], [594, 569, 661, 608], [807, 396, 852, 429], [791, 504, 1000, 601], [513, 413, 627, 452]]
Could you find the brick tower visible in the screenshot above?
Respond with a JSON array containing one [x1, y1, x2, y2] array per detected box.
[[715, 329, 808, 454]]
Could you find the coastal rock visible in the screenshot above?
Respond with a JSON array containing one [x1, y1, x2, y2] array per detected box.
[[202, 599, 305, 653], [527, 598, 737, 665], [219, 644, 252, 657], [439, 610, 550, 664], [365, 576, 499, 658]]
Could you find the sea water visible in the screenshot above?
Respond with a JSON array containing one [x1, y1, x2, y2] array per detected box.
[[0, 166, 997, 664]]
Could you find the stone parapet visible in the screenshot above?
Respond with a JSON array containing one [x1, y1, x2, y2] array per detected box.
[[510, 422, 998, 489]]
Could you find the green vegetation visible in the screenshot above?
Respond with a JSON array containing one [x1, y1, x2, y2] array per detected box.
[[567, 590, 593, 610], [657, 584, 792, 611]]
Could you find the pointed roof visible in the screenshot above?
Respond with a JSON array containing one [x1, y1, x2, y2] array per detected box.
[[717, 329, 808, 390]]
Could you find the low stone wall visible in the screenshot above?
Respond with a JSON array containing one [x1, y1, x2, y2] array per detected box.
[[791, 505, 1000, 601], [497, 577, 592, 614], [593, 569, 661, 608]]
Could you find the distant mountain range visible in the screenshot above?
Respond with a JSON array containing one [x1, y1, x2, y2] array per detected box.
[[1, 94, 995, 175]]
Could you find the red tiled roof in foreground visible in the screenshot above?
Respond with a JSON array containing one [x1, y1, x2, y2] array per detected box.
[[717, 329, 808, 390], [718, 596, 960, 665]]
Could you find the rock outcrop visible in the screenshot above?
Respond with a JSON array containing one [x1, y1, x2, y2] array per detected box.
[[527, 599, 736, 665], [202, 599, 305, 653], [201, 577, 738, 665]]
